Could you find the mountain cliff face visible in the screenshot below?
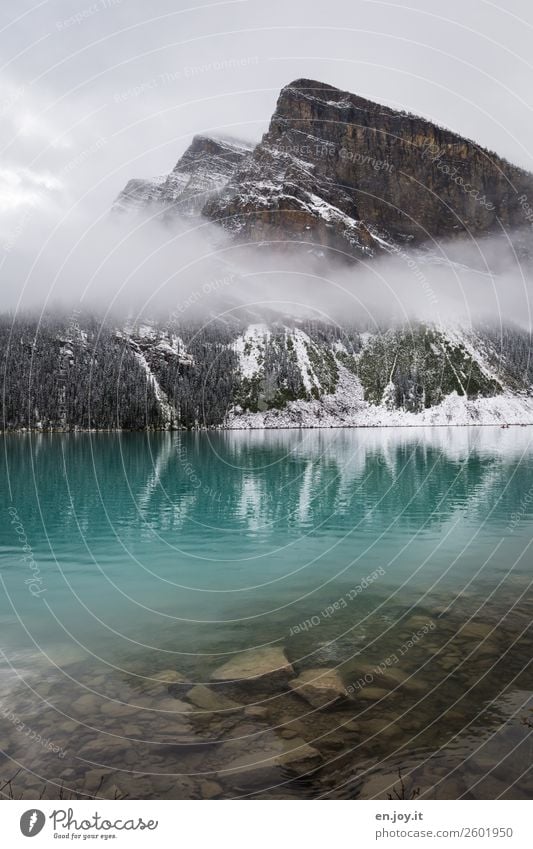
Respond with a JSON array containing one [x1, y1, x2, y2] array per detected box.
[[114, 78, 533, 259], [204, 79, 533, 256]]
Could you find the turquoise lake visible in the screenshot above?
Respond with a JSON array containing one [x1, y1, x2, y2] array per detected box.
[[1, 428, 532, 799]]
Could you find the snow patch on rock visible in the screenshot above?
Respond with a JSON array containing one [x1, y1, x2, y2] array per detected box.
[[291, 328, 320, 392], [233, 324, 270, 378]]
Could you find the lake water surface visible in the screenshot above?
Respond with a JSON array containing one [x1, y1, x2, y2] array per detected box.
[[1, 428, 532, 799]]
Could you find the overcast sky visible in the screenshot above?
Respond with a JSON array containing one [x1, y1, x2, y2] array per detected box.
[[1, 0, 533, 316]]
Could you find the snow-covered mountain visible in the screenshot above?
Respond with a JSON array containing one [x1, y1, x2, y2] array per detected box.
[[113, 134, 253, 218], [114, 78, 533, 261], [6, 80, 532, 432]]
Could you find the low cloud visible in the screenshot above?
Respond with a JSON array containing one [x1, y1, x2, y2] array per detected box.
[[2, 190, 532, 334]]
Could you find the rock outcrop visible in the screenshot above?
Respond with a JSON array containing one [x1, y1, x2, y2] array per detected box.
[[114, 78, 533, 259], [289, 668, 346, 708], [211, 646, 294, 687], [204, 78, 533, 256]]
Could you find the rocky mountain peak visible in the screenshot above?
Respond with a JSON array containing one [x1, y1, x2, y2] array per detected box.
[[204, 78, 533, 257], [112, 133, 253, 217], [114, 78, 533, 260]]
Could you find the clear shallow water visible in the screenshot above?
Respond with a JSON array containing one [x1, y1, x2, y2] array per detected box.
[[1, 428, 532, 799]]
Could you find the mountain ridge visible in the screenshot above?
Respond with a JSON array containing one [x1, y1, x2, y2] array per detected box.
[[114, 78, 533, 259], [204, 78, 533, 255]]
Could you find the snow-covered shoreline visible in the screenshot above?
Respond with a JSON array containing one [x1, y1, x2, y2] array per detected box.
[[224, 420, 533, 431], [4, 416, 533, 435], [225, 404, 533, 429], [225, 363, 533, 429]]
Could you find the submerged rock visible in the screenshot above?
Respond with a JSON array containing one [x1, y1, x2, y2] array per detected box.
[[243, 705, 269, 719], [459, 621, 494, 640], [100, 701, 139, 718], [360, 718, 401, 739], [289, 668, 346, 708], [356, 686, 391, 701], [136, 669, 190, 697], [347, 662, 425, 694], [150, 670, 188, 684], [220, 735, 322, 787], [199, 779, 223, 799], [185, 685, 242, 713], [404, 615, 437, 630], [82, 768, 117, 793], [279, 727, 300, 739], [211, 647, 294, 688], [71, 693, 101, 713]]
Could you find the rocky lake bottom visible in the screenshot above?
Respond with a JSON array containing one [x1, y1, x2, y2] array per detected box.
[[1, 429, 532, 799], [1, 581, 532, 800]]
